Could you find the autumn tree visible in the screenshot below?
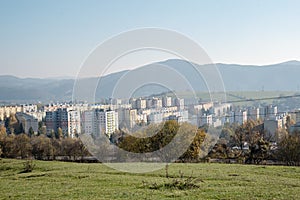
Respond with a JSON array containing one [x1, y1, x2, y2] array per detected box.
[[246, 138, 271, 164], [31, 135, 54, 160], [61, 138, 76, 160], [0, 144, 2, 158], [72, 139, 89, 161], [0, 125, 7, 137], [285, 115, 295, 132], [38, 122, 46, 135], [15, 134, 32, 159], [117, 121, 207, 162], [51, 138, 62, 160], [5, 114, 19, 134], [231, 120, 263, 149], [276, 133, 300, 165], [1, 134, 17, 158], [56, 127, 63, 139], [179, 128, 206, 161], [118, 121, 179, 154]]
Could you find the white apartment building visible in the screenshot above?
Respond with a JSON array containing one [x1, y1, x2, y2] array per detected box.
[[234, 110, 247, 124], [174, 98, 185, 110], [209, 103, 231, 117], [118, 109, 137, 129], [82, 110, 95, 135], [0, 105, 22, 120], [192, 102, 213, 113], [136, 98, 147, 110], [162, 96, 172, 107], [152, 98, 162, 109], [104, 110, 118, 137], [21, 104, 38, 113], [82, 109, 118, 137], [45, 108, 78, 137], [68, 110, 81, 138], [248, 107, 260, 121], [225, 111, 235, 124]]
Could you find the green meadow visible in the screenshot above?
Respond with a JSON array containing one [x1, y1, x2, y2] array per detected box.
[[0, 159, 299, 199]]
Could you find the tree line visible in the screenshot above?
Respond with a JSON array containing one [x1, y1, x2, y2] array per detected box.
[[208, 119, 300, 166], [0, 114, 299, 165], [0, 125, 89, 160]]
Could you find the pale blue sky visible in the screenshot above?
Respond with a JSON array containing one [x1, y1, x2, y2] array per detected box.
[[0, 0, 300, 78]]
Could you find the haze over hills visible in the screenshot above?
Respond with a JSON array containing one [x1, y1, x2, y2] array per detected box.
[[1, 59, 300, 104]]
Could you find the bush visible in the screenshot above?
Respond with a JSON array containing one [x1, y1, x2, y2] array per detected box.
[[21, 160, 35, 173], [143, 169, 203, 190]]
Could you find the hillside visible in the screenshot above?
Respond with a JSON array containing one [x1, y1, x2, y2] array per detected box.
[[1, 60, 300, 103]]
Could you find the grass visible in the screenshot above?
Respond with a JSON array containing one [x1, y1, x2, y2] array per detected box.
[[0, 159, 300, 199]]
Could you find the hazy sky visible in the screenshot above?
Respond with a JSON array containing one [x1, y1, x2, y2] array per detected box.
[[0, 0, 300, 78]]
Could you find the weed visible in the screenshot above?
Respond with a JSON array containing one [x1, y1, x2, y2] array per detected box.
[[21, 160, 35, 173], [143, 170, 203, 190]]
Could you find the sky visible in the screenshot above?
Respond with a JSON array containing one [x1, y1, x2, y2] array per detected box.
[[0, 0, 300, 78]]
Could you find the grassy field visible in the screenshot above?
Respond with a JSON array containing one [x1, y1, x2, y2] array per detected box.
[[0, 159, 300, 200]]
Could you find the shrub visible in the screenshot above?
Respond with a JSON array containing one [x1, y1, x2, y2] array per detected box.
[[21, 160, 35, 173]]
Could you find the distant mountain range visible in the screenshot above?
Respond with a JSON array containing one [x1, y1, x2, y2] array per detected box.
[[1, 59, 300, 103]]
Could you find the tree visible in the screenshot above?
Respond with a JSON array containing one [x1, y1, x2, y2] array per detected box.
[[72, 139, 89, 161], [9, 128, 14, 135], [4, 117, 10, 130], [49, 129, 55, 139], [0, 125, 7, 158], [74, 129, 79, 138], [225, 120, 273, 164], [0, 134, 17, 158], [285, 115, 295, 132], [38, 125, 47, 136], [208, 143, 229, 159], [56, 128, 63, 139], [0, 125, 7, 138], [15, 134, 32, 159], [28, 127, 34, 137], [61, 138, 76, 160], [118, 121, 179, 154], [276, 133, 300, 165], [180, 128, 206, 161], [219, 127, 234, 142], [231, 120, 261, 150], [118, 121, 206, 162], [38, 122, 46, 136], [8, 114, 24, 134], [5, 114, 18, 134], [18, 123, 25, 134], [0, 144, 2, 158], [51, 138, 62, 160], [246, 138, 271, 164], [31, 135, 54, 160]]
